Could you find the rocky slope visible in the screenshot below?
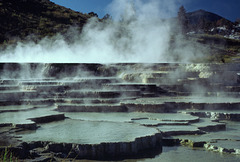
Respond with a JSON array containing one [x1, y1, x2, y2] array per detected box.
[[0, 0, 93, 44]]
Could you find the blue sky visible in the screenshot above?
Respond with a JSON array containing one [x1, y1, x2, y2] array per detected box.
[[50, 0, 239, 22]]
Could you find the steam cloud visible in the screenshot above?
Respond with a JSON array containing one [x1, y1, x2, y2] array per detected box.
[[0, 0, 206, 63]]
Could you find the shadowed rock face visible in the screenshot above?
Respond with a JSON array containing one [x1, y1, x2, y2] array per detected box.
[[0, 63, 240, 161]]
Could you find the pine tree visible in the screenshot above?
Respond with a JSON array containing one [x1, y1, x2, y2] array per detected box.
[[178, 6, 188, 33]]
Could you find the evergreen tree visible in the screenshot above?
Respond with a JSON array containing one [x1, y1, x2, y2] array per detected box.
[[178, 6, 188, 33]]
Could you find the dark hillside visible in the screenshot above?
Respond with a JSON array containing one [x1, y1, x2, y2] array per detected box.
[[187, 9, 225, 24], [0, 0, 92, 44], [186, 10, 234, 32]]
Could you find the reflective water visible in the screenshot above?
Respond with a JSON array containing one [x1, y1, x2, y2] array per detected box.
[[20, 119, 158, 144], [65, 112, 198, 123], [0, 106, 57, 124], [175, 120, 240, 148], [139, 146, 240, 162], [77, 146, 240, 162]]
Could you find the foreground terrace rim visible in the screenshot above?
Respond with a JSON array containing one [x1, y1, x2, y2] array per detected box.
[[0, 62, 240, 161]]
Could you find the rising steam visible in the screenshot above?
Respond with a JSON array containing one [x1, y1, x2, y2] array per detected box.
[[0, 0, 206, 63]]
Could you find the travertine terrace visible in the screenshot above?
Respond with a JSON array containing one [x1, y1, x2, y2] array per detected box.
[[0, 63, 240, 161]]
